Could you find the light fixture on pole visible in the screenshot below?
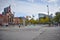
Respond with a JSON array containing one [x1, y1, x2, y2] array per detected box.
[[47, 5, 49, 16]]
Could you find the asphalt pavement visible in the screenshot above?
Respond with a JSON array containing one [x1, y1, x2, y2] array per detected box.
[[33, 27, 60, 40], [0, 25, 60, 40]]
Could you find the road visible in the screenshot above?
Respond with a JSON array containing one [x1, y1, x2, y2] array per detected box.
[[33, 27, 60, 40], [0, 25, 60, 40]]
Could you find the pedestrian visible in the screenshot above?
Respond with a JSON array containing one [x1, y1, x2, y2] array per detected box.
[[19, 24, 20, 28]]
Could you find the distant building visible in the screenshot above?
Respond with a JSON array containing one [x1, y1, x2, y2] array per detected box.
[[13, 17, 20, 25], [38, 13, 53, 19], [0, 14, 8, 25], [13, 17, 26, 25], [2, 6, 11, 15], [38, 13, 46, 19], [2, 5, 14, 25], [0, 14, 3, 25], [0, 5, 27, 26], [19, 17, 26, 26], [6, 12, 14, 24]]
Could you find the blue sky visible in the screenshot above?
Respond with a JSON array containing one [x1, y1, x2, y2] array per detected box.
[[0, 0, 60, 19]]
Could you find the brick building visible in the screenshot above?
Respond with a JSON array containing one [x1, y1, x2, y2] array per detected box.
[[13, 17, 26, 25], [0, 14, 8, 26], [2, 5, 14, 25], [13, 17, 20, 25], [0, 5, 26, 26], [0, 14, 3, 25]]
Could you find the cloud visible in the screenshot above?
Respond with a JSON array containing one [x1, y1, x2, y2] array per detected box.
[[27, 0, 34, 3], [0, 0, 60, 19], [41, 0, 58, 3], [11, 0, 59, 18], [17, 0, 28, 2], [0, 0, 15, 12], [11, 1, 47, 15]]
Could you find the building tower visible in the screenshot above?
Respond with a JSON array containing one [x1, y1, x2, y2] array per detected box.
[[2, 5, 14, 25]]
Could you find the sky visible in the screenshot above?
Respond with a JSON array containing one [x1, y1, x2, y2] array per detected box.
[[0, 0, 60, 19]]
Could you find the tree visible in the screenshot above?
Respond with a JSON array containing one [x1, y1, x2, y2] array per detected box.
[[25, 19, 29, 25], [39, 16, 49, 24], [29, 18, 35, 24], [54, 12, 60, 22], [35, 19, 39, 24], [20, 18, 23, 24], [44, 16, 50, 23]]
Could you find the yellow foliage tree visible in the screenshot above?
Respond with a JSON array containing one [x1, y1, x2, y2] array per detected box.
[[29, 18, 38, 24], [39, 16, 49, 24], [20, 18, 23, 24], [45, 16, 49, 23]]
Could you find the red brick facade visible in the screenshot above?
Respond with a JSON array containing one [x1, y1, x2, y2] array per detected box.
[[13, 17, 20, 24], [0, 14, 8, 25]]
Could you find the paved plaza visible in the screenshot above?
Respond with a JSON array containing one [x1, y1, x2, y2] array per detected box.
[[0, 25, 60, 40]]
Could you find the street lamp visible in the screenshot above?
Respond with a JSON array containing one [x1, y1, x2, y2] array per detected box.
[[47, 5, 50, 22], [47, 5, 49, 16], [47, 5, 51, 26]]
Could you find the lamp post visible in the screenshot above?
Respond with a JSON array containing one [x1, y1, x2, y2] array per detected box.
[[47, 5, 50, 22], [47, 5, 51, 26], [47, 5, 49, 16]]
